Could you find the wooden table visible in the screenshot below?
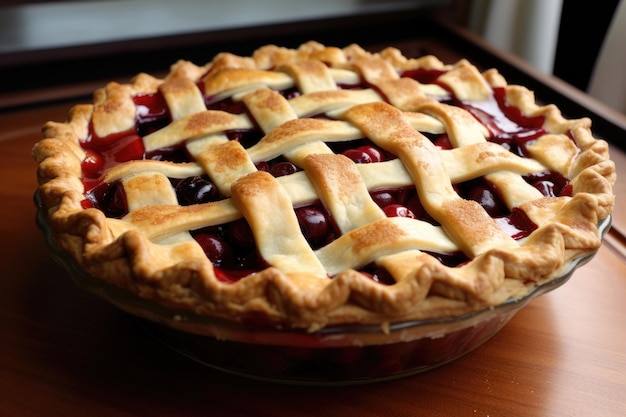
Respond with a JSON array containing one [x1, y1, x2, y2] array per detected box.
[[2, 16, 626, 417]]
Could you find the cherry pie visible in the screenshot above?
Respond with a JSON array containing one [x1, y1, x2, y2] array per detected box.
[[33, 41, 615, 331]]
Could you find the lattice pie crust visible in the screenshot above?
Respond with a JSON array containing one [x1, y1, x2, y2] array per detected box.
[[33, 42, 615, 331]]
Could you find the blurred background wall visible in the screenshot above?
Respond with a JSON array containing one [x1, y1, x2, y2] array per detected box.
[[2, 0, 625, 113], [464, 0, 563, 75], [461, 0, 625, 113]]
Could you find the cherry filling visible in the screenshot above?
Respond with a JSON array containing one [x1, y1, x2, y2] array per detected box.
[[82, 180, 128, 217], [79, 72, 572, 284], [80, 130, 146, 182], [191, 203, 339, 283], [135, 93, 172, 136], [172, 176, 221, 205], [370, 187, 435, 224], [525, 170, 571, 197], [191, 220, 266, 281], [445, 87, 549, 157], [294, 204, 337, 249], [400, 68, 448, 85]]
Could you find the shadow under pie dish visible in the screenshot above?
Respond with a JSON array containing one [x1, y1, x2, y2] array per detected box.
[[33, 41, 616, 383]]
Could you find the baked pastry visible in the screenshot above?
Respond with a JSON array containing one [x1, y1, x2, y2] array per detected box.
[[33, 41, 615, 332]]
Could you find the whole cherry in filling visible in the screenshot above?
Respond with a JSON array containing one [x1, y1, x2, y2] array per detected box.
[[175, 176, 220, 205], [191, 221, 266, 281], [295, 205, 334, 249], [456, 177, 508, 217], [342, 145, 384, 164]]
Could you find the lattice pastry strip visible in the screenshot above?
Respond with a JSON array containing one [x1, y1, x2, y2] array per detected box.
[[304, 153, 386, 233], [158, 76, 206, 120], [317, 218, 457, 276], [187, 136, 257, 197], [230, 171, 327, 276], [202, 68, 294, 101], [143, 111, 252, 152]]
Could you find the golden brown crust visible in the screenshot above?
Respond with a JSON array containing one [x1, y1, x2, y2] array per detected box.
[[33, 41, 616, 331]]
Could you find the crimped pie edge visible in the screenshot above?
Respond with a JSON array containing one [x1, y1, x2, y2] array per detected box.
[[32, 42, 616, 331]]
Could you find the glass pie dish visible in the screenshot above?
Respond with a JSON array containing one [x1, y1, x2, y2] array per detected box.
[[35, 192, 611, 385]]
